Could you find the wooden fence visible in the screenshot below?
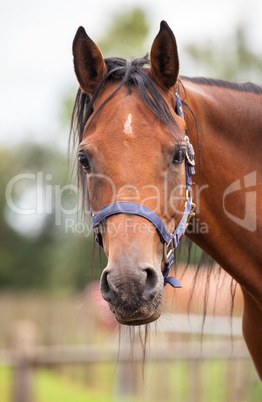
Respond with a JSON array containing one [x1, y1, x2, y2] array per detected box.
[[0, 315, 262, 402], [0, 315, 259, 402]]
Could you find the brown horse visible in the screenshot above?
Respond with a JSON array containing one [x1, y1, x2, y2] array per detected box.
[[71, 21, 262, 379]]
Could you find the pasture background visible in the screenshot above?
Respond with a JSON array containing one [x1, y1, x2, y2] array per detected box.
[[1, 2, 262, 401]]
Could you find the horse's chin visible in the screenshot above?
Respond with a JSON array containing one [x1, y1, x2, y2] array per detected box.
[[114, 311, 161, 326]]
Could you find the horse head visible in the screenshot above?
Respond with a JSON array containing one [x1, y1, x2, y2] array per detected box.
[[72, 21, 190, 325]]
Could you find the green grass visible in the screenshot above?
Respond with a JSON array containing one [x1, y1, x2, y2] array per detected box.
[[142, 359, 262, 402], [36, 369, 114, 402], [0, 367, 11, 402], [0, 360, 261, 402], [0, 367, 113, 402]]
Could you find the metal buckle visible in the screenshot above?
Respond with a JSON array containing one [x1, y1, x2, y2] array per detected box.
[[163, 235, 174, 265], [185, 135, 195, 166], [183, 188, 196, 236], [188, 202, 196, 221], [182, 202, 196, 236]]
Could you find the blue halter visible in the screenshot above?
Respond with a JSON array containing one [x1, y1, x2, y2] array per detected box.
[[91, 92, 195, 288]]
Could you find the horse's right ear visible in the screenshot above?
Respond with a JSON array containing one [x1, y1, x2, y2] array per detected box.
[[72, 27, 107, 95]]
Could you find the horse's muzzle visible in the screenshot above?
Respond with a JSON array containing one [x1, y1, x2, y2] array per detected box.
[[100, 264, 163, 325]]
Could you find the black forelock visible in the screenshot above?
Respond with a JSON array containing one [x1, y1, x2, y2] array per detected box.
[[70, 55, 181, 148]]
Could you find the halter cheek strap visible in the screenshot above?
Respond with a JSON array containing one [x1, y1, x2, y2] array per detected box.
[[91, 92, 195, 288]]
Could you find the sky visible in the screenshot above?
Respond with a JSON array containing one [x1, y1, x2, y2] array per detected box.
[[0, 0, 262, 147]]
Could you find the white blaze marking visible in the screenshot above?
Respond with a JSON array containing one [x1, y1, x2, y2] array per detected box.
[[123, 114, 133, 135]]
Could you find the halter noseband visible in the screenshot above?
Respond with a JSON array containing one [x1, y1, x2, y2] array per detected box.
[[91, 92, 195, 288]]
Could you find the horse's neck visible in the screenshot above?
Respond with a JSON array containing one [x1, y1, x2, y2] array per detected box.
[[182, 79, 262, 300]]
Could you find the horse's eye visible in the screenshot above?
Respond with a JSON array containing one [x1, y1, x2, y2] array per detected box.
[[172, 148, 186, 164], [78, 154, 91, 171]]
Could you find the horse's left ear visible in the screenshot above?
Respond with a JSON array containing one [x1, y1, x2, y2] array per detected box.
[[150, 21, 179, 90], [72, 26, 107, 95]]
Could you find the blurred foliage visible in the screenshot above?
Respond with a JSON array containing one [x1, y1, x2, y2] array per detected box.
[[97, 8, 150, 58], [185, 26, 262, 83], [0, 144, 106, 291]]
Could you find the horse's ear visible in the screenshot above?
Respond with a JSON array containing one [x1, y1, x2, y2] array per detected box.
[[150, 21, 179, 90], [73, 26, 107, 95]]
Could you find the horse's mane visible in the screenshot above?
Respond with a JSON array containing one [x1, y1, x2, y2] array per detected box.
[[69, 55, 237, 329], [182, 76, 262, 94]]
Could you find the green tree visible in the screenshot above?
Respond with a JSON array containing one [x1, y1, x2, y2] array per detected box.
[[185, 26, 262, 83], [98, 8, 150, 58], [1, 144, 105, 291]]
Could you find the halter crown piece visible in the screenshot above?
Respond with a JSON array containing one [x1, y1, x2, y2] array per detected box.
[[91, 91, 196, 288]]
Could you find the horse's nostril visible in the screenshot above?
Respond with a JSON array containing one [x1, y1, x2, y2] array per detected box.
[[100, 270, 112, 303], [144, 267, 160, 300]]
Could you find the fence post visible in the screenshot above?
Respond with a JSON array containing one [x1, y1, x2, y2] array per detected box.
[[10, 321, 37, 402]]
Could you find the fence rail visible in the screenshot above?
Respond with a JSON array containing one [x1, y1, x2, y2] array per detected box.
[[157, 313, 242, 336], [0, 317, 257, 402], [0, 341, 251, 367]]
